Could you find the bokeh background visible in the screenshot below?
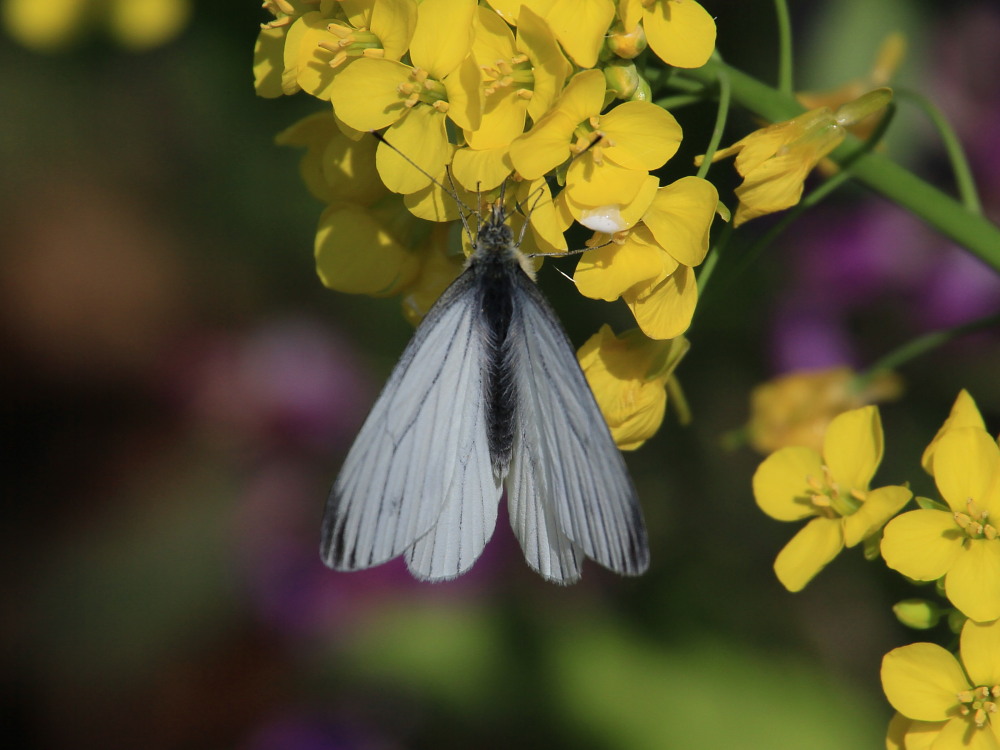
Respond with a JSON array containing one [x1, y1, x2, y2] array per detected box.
[[2, 1, 999, 748]]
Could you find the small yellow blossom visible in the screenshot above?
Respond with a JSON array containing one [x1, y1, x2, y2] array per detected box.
[[698, 88, 893, 225], [881, 421, 1000, 623], [573, 176, 718, 339], [578, 325, 689, 449], [881, 618, 1000, 749], [746, 366, 903, 455], [3, 0, 190, 51], [753, 405, 912, 591]]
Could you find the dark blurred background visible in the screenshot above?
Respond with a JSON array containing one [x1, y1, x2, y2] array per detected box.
[[2, 1, 998, 748]]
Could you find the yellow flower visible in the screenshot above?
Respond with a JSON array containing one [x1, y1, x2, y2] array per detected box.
[[881, 424, 1000, 623], [753, 405, 912, 592], [573, 175, 718, 339], [577, 325, 689, 450], [328, 0, 482, 195], [451, 6, 571, 192], [745, 366, 903, 455], [618, 0, 716, 69], [3, 0, 190, 51], [697, 88, 893, 226], [510, 69, 682, 208], [881, 619, 1000, 749], [254, 0, 315, 98], [278, 1, 417, 102]]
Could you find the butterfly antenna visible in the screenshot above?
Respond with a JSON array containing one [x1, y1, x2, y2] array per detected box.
[[369, 130, 476, 240]]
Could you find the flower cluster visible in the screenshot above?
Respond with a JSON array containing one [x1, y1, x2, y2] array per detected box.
[[753, 389, 1000, 748], [254, 0, 720, 446]]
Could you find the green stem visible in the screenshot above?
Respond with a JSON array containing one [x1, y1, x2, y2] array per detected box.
[[696, 52, 731, 179], [773, 0, 794, 94], [856, 312, 1000, 387], [894, 88, 982, 214], [653, 93, 709, 110], [680, 59, 1000, 275]]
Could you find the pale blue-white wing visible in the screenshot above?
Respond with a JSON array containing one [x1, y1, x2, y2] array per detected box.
[[321, 272, 502, 579], [506, 272, 649, 580]]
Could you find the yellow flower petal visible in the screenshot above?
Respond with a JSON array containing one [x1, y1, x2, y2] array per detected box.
[[842, 485, 912, 547], [642, 0, 716, 69], [451, 146, 513, 192], [753, 446, 823, 521], [773, 517, 843, 592], [516, 6, 572, 122], [442, 54, 484, 132], [254, 26, 290, 98], [376, 105, 452, 194], [574, 228, 670, 301], [543, 0, 615, 68], [516, 179, 567, 253], [408, 0, 475, 79], [946, 541, 1000, 623], [600, 102, 683, 171], [624, 264, 697, 340], [565, 161, 650, 209], [466, 87, 525, 150], [509, 110, 577, 179], [961, 619, 1000, 687], [900, 719, 949, 750], [369, 0, 418, 61], [284, 12, 340, 100], [922, 390, 987, 473], [933, 427, 1000, 514], [554, 68, 606, 126], [881, 509, 963, 581], [315, 203, 419, 296], [642, 176, 718, 266], [934, 716, 1000, 750], [329, 57, 410, 131], [823, 405, 883, 491], [881, 643, 968, 721]]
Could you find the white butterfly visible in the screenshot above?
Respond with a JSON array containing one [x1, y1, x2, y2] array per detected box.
[[320, 197, 649, 584]]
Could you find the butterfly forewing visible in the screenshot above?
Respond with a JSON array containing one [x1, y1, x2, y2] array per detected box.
[[321, 273, 501, 577], [506, 272, 650, 578]]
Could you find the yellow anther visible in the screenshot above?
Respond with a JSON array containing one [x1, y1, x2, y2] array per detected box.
[[960, 705, 971, 716], [992, 685, 1000, 698], [806, 475, 824, 491], [329, 50, 348, 68], [432, 100, 450, 113], [955, 512, 972, 530], [516, 89, 533, 100], [511, 53, 529, 65], [967, 498, 985, 520], [589, 115, 601, 129], [272, 0, 296, 14], [498, 75, 514, 88], [851, 488, 867, 501], [975, 707, 987, 727], [811, 495, 832, 507], [327, 23, 354, 39], [976, 686, 991, 700], [958, 690, 975, 703], [496, 60, 514, 76], [411, 67, 429, 83], [261, 16, 292, 29], [362, 48, 385, 59]]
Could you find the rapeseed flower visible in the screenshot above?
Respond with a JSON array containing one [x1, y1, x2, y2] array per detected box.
[[617, 0, 716, 69], [578, 325, 689, 449], [881, 417, 1000, 623], [698, 88, 893, 225], [753, 405, 912, 591], [745, 366, 903, 455], [882, 618, 1000, 750], [573, 176, 718, 339]]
